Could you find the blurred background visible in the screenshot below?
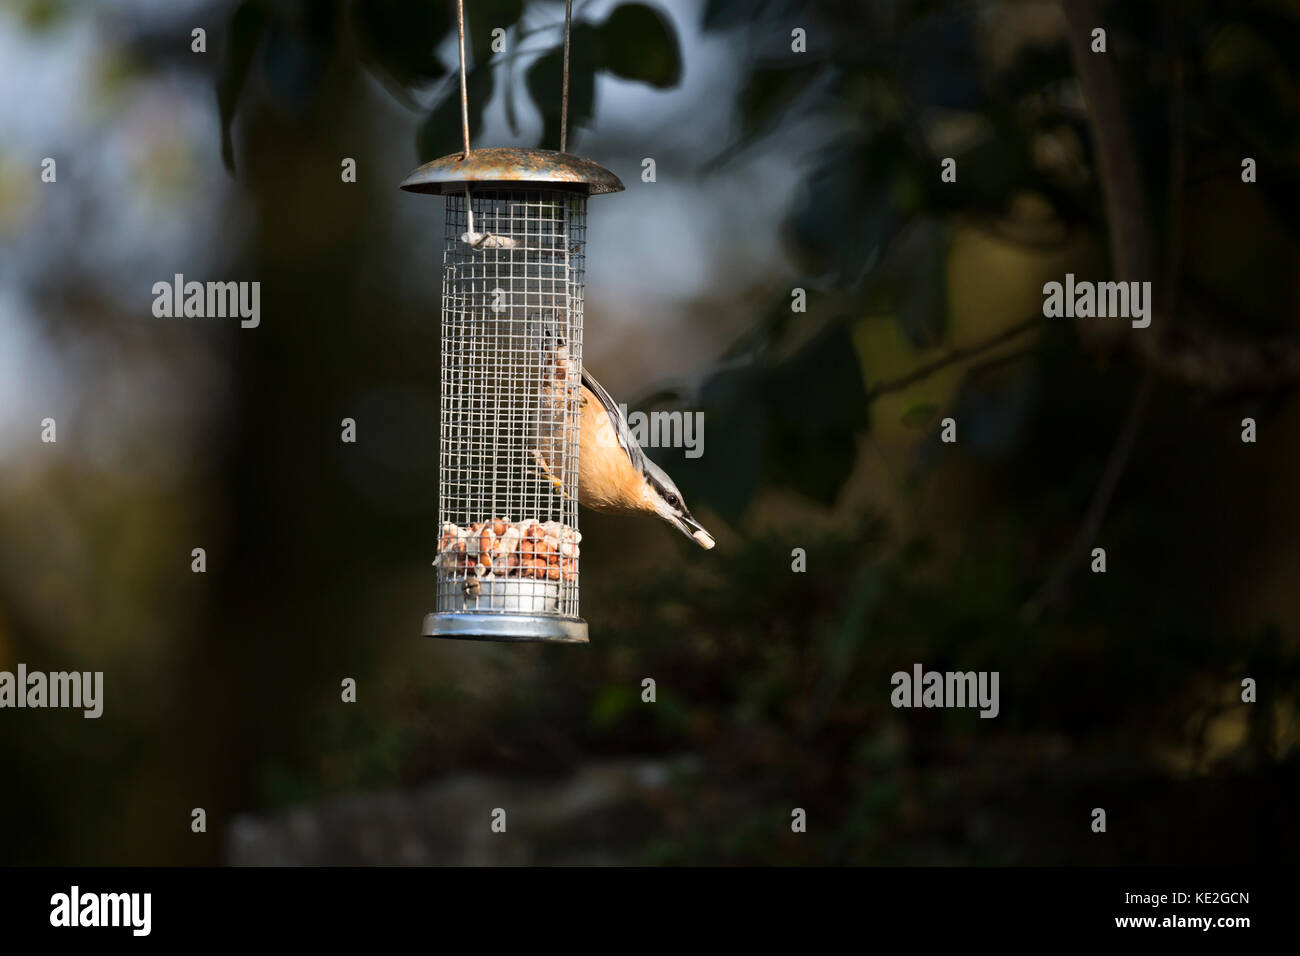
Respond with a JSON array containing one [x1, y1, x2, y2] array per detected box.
[[1, 0, 1298, 865]]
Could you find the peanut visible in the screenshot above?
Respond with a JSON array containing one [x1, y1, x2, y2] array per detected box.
[[435, 519, 583, 583]]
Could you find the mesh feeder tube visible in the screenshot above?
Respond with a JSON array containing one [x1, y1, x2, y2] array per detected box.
[[401, 148, 625, 643]]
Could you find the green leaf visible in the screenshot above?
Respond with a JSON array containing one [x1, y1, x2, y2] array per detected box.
[[589, 684, 639, 730], [598, 3, 681, 89], [685, 320, 870, 519], [352, 0, 450, 98], [686, 363, 768, 523], [768, 323, 870, 433], [407, 0, 524, 152], [764, 323, 868, 505], [901, 402, 940, 430], [19, 0, 68, 32], [936, 123, 1030, 217], [784, 138, 904, 284], [764, 418, 859, 506], [1234, 7, 1300, 86], [888, 218, 949, 349], [217, 0, 270, 173], [526, 27, 597, 151]]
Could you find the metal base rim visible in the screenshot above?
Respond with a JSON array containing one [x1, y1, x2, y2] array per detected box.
[[423, 612, 589, 644]]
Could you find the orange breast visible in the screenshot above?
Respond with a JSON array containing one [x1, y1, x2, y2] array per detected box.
[[577, 385, 650, 514]]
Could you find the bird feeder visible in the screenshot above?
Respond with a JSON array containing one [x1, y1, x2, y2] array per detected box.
[[401, 147, 624, 643]]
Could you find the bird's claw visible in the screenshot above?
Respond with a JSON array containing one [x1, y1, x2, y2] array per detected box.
[[529, 450, 571, 499]]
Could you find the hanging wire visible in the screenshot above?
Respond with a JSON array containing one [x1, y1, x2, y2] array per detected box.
[[456, 0, 572, 154], [456, 0, 470, 159], [455, 0, 476, 238], [560, 0, 573, 152]]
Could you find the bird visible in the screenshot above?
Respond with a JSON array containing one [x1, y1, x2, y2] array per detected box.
[[530, 319, 716, 550], [576, 367, 716, 549]]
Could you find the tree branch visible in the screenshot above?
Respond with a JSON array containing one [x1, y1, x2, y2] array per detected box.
[[1022, 370, 1152, 622], [864, 315, 1042, 402], [1062, 0, 1153, 285], [1062, 0, 1300, 392], [1023, 3, 1171, 620]]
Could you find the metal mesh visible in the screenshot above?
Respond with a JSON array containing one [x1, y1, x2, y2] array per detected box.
[[436, 187, 586, 619]]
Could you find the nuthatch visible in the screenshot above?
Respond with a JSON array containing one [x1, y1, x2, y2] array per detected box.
[[533, 322, 716, 550], [577, 367, 716, 549]]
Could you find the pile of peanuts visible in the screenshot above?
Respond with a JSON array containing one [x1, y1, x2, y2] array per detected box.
[[436, 519, 580, 582]]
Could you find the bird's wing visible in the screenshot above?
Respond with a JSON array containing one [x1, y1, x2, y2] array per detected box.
[[581, 367, 646, 472]]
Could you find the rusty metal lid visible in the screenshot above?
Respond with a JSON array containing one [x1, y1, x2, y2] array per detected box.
[[400, 147, 625, 196]]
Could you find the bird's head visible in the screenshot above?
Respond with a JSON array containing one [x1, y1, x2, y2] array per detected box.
[[640, 457, 715, 550]]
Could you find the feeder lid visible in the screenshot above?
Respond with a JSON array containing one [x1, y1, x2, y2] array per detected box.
[[399, 147, 624, 196]]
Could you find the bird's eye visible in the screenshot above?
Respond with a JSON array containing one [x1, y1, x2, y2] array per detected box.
[[666, 494, 680, 508]]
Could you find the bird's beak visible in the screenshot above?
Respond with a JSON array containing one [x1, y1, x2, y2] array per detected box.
[[672, 511, 716, 550]]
